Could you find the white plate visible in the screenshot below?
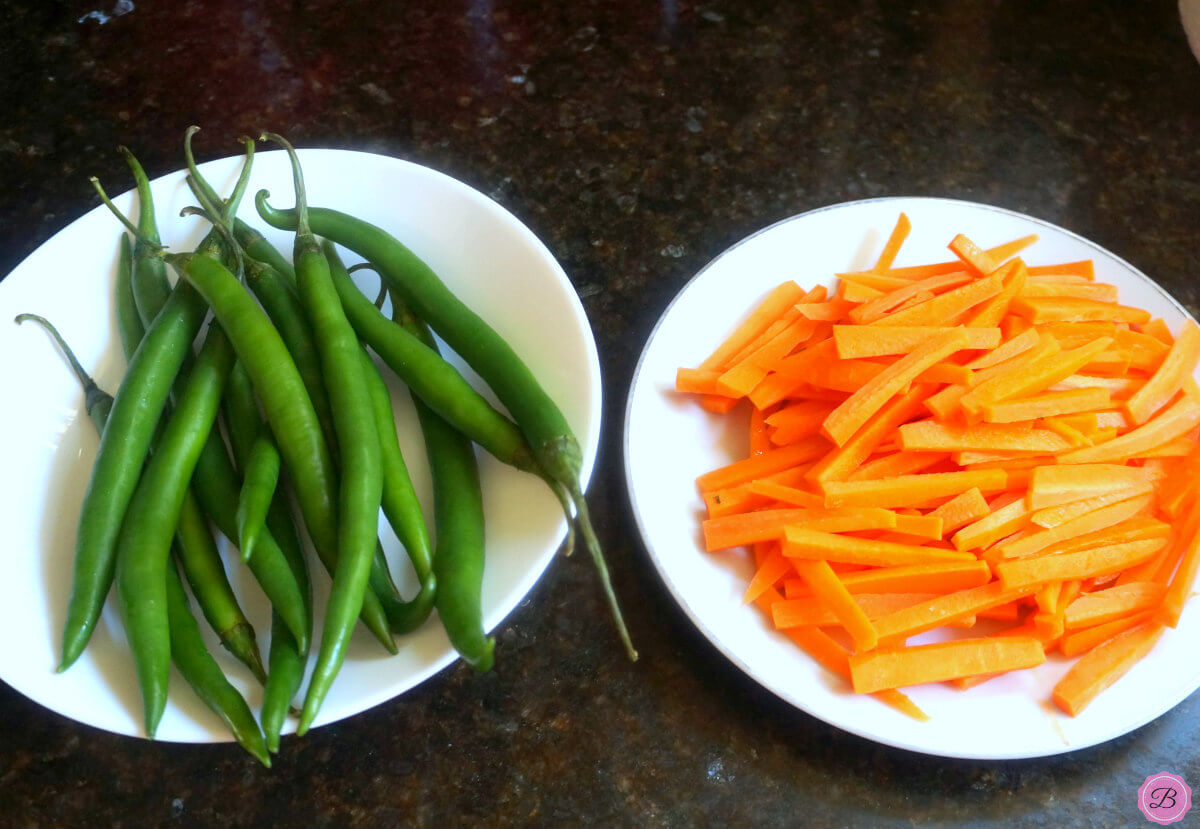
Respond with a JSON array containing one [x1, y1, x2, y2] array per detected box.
[[625, 196, 1200, 759], [0, 149, 601, 742]]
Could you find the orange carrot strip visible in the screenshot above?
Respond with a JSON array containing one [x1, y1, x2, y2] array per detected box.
[[979, 601, 1026, 622], [822, 330, 969, 446], [1030, 483, 1155, 529], [832, 325, 1000, 359], [785, 561, 993, 599], [1157, 511, 1200, 627], [822, 469, 1009, 509], [839, 280, 884, 302], [1142, 318, 1174, 345], [749, 404, 772, 456], [1037, 517, 1171, 558], [809, 385, 933, 484], [792, 559, 879, 651], [1052, 622, 1164, 716], [1056, 396, 1200, 464], [964, 327, 1041, 370], [795, 300, 855, 322], [1010, 297, 1152, 325], [1059, 611, 1155, 657], [743, 551, 792, 603], [948, 234, 999, 276], [871, 580, 1040, 645], [698, 394, 740, 414], [980, 388, 1111, 424], [1042, 417, 1091, 447], [697, 435, 830, 492], [847, 451, 946, 481], [849, 235, 1037, 281], [724, 308, 801, 368], [765, 401, 836, 445], [952, 495, 1031, 551], [746, 479, 824, 509], [1052, 374, 1143, 399], [703, 507, 899, 551], [1137, 435, 1199, 459], [1063, 582, 1167, 631], [1125, 320, 1200, 425], [849, 272, 975, 325], [869, 269, 1006, 327], [897, 421, 1071, 454], [995, 538, 1167, 589], [1026, 260, 1094, 279], [926, 333, 1063, 420], [892, 513, 945, 541], [782, 527, 976, 567], [1019, 282, 1119, 302], [963, 259, 1028, 327], [929, 488, 992, 535], [675, 368, 726, 395], [773, 592, 937, 628], [717, 317, 817, 398], [961, 337, 1114, 416], [1028, 464, 1156, 510], [995, 495, 1156, 560], [698, 281, 806, 370], [873, 212, 912, 271], [850, 637, 1044, 693], [752, 587, 928, 720]]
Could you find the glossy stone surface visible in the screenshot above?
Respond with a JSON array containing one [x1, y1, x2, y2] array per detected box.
[[3, 1, 1200, 826]]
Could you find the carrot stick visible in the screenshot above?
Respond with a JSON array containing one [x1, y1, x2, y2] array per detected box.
[[1019, 282, 1118, 302], [995, 494, 1155, 560], [821, 331, 970, 447], [697, 435, 830, 492], [849, 637, 1045, 693], [752, 587, 928, 719], [1036, 517, 1171, 557], [980, 388, 1111, 424], [844, 235, 1037, 281], [870, 580, 1040, 645], [743, 551, 792, 603], [897, 421, 1071, 454], [964, 327, 1041, 370], [1063, 582, 1166, 630], [948, 234, 999, 276], [1027, 464, 1156, 510], [1009, 297, 1152, 325], [892, 513, 945, 540], [792, 559, 879, 651], [717, 316, 817, 398], [703, 507, 900, 551], [961, 337, 1114, 417], [994, 538, 1167, 589], [697, 281, 807, 370], [1030, 482, 1155, 529], [1059, 611, 1155, 657], [1142, 318, 1174, 345], [832, 326, 1000, 359], [873, 212, 912, 271], [1026, 260, 1094, 279], [773, 592, 937, 628], [765, 401, 835, 445], [869, 270, 1006, 327], [1055, 396, 1200, 464], [1052, 622, 1164, 716], [929, 488, 992, 535], [749, 404, 772, 456], [1157, 511, 1200, 627], [1125, 320, 1200, 425], [849, 272, 974, 325], [821, 469, 1008, 509], [963, 259, 1028, 327], [926, 333, 1063, 420], [783, 527, 976, 567], [675, 368, 726, 395], [846, 451, 946, 481], [746, 479, 825, 509]]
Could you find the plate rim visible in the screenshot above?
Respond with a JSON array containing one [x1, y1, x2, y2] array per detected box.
[[622, 195, 1198, 760], [0, 147, 602, 742]]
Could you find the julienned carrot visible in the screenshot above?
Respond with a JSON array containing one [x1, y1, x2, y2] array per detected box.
[[837, 234, 1036, 282], [821, 469, 1008, 509], [1052, 622, 1164, 716], [897, 421, 1070, 454], [929, 488, 991, 535], [832, 326, 999, 359], [1125, 320, 1200, 425], [696, 435, 829, 492], [849, 637, 1045, 693], [772, 592, 936, 628], [1062, 582, 1166, 631], [703, 507, 899, 551], [980, 387, 1111, 424], [752, 587, 928, 720], [873, 213, 912, 271], [1059, 611, 1155, 657], [783, 527, 974, 567], [995, 538, 1167, 589], [680, 216, 1200, 715], [1056, 396, 1200, 464], [871, 580, 1039, 645], [696, 281, 806, 370]]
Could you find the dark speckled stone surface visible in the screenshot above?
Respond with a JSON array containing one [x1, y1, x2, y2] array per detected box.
[[4, 1, 1200, 826]]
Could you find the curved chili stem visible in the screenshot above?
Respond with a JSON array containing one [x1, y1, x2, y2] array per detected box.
[[15, 314, 109, 418], [118, 146, 172, 325]]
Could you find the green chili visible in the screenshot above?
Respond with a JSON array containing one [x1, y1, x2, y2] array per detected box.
[[235, 436, 280, 564]]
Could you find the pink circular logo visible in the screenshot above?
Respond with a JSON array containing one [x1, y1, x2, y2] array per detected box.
[[1139, 772, 1192, 825]]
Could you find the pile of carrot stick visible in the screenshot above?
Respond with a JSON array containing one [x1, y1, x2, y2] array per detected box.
[[676, 213, 1200, 719]]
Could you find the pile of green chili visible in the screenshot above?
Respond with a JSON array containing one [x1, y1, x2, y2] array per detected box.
[[18, 129, 634, 764]]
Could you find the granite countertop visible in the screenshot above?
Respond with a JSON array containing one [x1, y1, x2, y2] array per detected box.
[[4, 1, 1200, 826]]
